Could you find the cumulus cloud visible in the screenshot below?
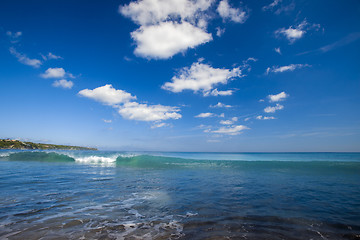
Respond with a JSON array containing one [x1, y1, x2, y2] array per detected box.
[[78, 84, 136, 105], [131, 21, 212, 59], [268, 91, 289, 102], [195, 112, 215, 118], [118, 102, 181, 122], [41, 68, 66, 78], [52, 79, 73, 89], [256, 115, 276, 120], [120, 0, 214, 59], [264, 103, 284, 113], [210, 125, 249, 135], [162, 61, 242, 96], [217, 0, 248, 23], [119, 0, 213, 26], [210, 102, 232, 108], [9, 47, 42, 68], [266, 64, 310, 74], [275, 19, 320, 43]]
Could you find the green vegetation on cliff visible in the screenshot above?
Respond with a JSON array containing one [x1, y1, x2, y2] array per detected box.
[[0, 139, 97, 151]]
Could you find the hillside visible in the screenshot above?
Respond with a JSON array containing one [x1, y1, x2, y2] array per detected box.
[[0, 139, 97, 151]]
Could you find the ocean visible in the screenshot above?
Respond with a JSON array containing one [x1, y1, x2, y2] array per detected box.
[[0, 150, 359, 239]]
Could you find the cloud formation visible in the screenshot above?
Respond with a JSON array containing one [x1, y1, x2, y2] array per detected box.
[[217, 0, 248, 23], [79, 84, 181, 125], [195, 112, 215, 118], [266, 64, 310, 74], [210, 125, 248, 135], [210, 102, 232, 108], [78, 84, 136, 105], [131, 21, 212, 59], [256, 115, 276, 120], [52, 79, 74, 89], [118, 102, 181, 122], [268, 91, 289, 102], [9, 47, 42, 68], [264, 103, 284, 113], [6, 31, 22, 43], [41, 68, 66, 78], [120, 0, 215, 59], [275, 19, 320, 43], [162, 61, 242, 96]]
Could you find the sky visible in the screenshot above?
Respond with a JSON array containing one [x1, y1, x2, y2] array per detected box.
[[0, 0, 359, 152]]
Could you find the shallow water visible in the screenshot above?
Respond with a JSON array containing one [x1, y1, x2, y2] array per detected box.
[[0, 151, 359, 239]]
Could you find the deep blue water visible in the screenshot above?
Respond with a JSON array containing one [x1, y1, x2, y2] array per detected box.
[[0, 151, 360, 239]]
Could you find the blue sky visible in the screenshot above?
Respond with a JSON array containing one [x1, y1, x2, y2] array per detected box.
[[0, 0, 359, 151]]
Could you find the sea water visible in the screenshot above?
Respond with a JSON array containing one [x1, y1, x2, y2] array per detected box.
[[0, 150, 359, 239]]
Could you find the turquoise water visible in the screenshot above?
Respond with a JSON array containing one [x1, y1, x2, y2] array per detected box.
[[0, 151, 359, 239]]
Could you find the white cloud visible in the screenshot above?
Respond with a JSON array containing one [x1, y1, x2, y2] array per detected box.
[[151, 122, 168, 128], [205, 88, 234, 96], [9, 47, 42, 68], [131, 21, 212, 59], [195, 112, 215, 118], [52, 79, 73, 89], [216, 27, 225, 37], [6, 31, 22, 43], [266, 64, 310, 74], [217, 0, 248, 23], [256, 115, 276, 120], [118, 102, 181, 122], [41, 67, 66, 78], [275, 47, 281, 54], [120, 0, 214, 59], [42, 52, 63, 60], [275, 19, 320, 43], [220, 120, 232, 125], [268, 91, 289, 102], [210, 125, 249, 135], [78, 84, 136, 106], [103, 119, 112, 123], [220, 116, 238, 125], [264, 103, 284, 113], [162, 61, 242, 96], [210, 102, 232, 108], [262, 0, 281, 11], [119, 0, 213, 26]]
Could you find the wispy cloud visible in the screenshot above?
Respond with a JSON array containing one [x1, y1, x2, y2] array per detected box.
[[6, 31, 22, 43], [209, 125, 249, 135], [41, 52, 63, 60], [266, 64, 310, 74], [256, 115, 276, 120], [9, 47, 42, 68], [195, 112, 215, 118], [298, 32, 360, 55], [210, 102, 232, 108]]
